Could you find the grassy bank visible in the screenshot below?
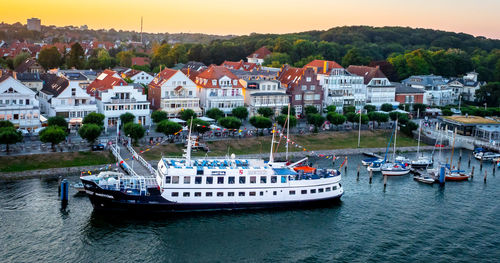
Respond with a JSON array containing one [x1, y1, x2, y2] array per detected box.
[[0, 151, 115, 173], [136, 130, 421, 160]]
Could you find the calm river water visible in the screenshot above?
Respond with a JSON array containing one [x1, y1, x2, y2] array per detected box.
[[1, 150, 499, 263]]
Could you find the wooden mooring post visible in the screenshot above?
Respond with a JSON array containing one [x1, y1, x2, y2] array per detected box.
[[383, 174, 387, 189], [468, 154, 471, 168], [471, 166, 475, 180], [357, 165, 360, 181], [369, 169, 373, 184], [480, 157, 483, 171], [484, 170, 487, 183]]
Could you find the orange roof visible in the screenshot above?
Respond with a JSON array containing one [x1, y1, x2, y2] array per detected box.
[[248, 46, 271, 59], [304, 59, 343, 73], [123, 69, 141, 78], [221, 60, 259, 71], [86, 70, 127, 98], [195, 66, 244, 89], [131, 57, 150, 66], [148, 68, 179, 89], [277, 65, 305, 87], [347, 65, 388, 85]]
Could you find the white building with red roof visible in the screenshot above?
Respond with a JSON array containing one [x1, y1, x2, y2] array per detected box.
[[347, 65, 396, 108], [147, 68, 201, 117], [194, 66, 244, 114], [246, 47, 272, 65], [87, 70, 151, 130], [122, 69, 153, 85]]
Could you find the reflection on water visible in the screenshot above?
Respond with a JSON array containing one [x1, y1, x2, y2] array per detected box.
[[1, 150, 499, 262]]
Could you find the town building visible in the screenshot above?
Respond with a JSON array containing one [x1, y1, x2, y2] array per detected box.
[[323, 67, 366, 113], [0, 75, 41, 131], [86, 70, 150, 130], [402, 75, 454, 106], [193, 66, 245, 114], [182, 61, 207, 72], [221, 60, 259, 71], [122, 69, 154, 86], [14, 59, 44, 74], [241, 79, 288, 117], [131, 57, 150, 67], [39, 73, 97, 130], [13, 72, 43, 92], [446, 71, 482, 103], [393, 82, 425, 105], [147, 68, 201, 117], [246, 47, 272, 65], [347, 65, 396, 109], [278, 65, 323, 116], [27, 18, 41, 32]]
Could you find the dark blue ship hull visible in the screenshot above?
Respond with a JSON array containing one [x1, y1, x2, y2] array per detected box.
[[82, 179, 342, 213]]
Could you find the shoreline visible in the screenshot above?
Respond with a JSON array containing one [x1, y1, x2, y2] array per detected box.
[[0, 146, 447, 181]]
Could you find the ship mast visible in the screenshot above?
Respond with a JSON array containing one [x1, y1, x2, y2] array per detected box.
[[269, 124, 276, 163], [184, 117, 193, 165], [286, 104, 290, 161]]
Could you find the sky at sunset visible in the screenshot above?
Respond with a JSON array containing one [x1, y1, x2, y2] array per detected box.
[[1, 0, 499, 39]]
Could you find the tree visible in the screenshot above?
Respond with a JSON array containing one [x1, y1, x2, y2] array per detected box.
[[358, 114, 370, 125], [97, 49, 115, 69], [156, 120, 182, 136], [38, 47, 61, 69], [281, 105, 296, 116], [343, 105, 356, 114], [0, 120, 14, 128], [400, 121, 419, 137], [120, 112, 135, 124], [206, 108, 224, 121], [327, 112, 346, 130], [188, 118, 210, 133], [78, 124, 102, 145], [345, 112, 357, 123], [276, 114, 297, 128], [13, 52, 31, 68], [307, 113, 325, 132], [325, 105, 337, 113], [0, 127, 23, 153], [151, 110, 168, 123], [364, 104, 376, 113], [83, 113, 105, 127], [218, 117, 242, 129], [179, 109, 197, 121], [476, 82, 500, 107], [39, 126, 66, 151], [412, 103, 427, 115], [380, 103, 394, 112], [249, 116, 272, 133], [123, 122, 145, 145], [257, 107, 274, 118], [47, 116, 67, 129], [368, 112, 389, 128], [304, 105, 318, 115], [342, 48, 370, 67], [67, 42, 85, 69], [116, 50, 134, 67], [442, 109, 453, 116], [232, 107, 248, 120]]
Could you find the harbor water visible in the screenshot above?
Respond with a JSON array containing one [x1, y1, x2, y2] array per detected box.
[[0, 150, 499, 262]]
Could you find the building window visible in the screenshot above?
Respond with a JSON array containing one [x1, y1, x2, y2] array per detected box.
[[183, 192, 190, 197], [289, 190, 296, 195], [172, 176, 179, 184], [295, 95, 302, 101], [239, 176, 246, 184], [310, 85, 315, 91], [239, 192, 245, 196], [271, 176, 277, 183], [206, 177, 213, 184], [195, 192, 201, 197], [165, 176, 171, 183], [314, 94, 320, 100], [260, 191, 264, 196], [195, 177, 202, 184], [184, 176, 190, 184], [250, 176, 256, 184], [301, 85, 307, 91], [172, 192, 179, 197], [306, 77, 311, 82], [301, 190, 307, 194], [217, 192, 224, 197], [333, 185, 337, 190], [206, 192, 213, 197], [217, 177, 224, 184]]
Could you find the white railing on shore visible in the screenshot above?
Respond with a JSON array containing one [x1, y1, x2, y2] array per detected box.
[[126, 143, 157, 176], [423, 126, 500, 152]]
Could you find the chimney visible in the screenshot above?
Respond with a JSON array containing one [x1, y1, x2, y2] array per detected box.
[[324, 61, 327, 74], [13, 71, 17, 79]]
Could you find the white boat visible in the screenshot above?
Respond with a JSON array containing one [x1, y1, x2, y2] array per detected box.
[[81, 122, 343, 213], [362, 157, 382, 166], [410, 120, 434, 169], [474, 152, 500, 161], [413, 175, 435, 184], [381, 162, 410, 176]]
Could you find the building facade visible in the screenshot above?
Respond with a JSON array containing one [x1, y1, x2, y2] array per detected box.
[[0, 76, 41, 130], [246, 47, 271, 65], [323, 68, 366, 113], [148, 68, 201, 117], [402, 75, 454, 106], [394, 83, 425, 105], [278, 66, 323, 116], [241, 79, 288, 117], [123, 69, 154, 86], [347, 65, 396, 108]]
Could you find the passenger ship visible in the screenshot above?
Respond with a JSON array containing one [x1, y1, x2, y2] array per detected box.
[[81, 126, 343, 213]]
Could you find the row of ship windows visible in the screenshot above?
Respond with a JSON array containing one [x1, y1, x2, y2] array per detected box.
[[165, 175, 288, 185], [171, 185, 339, 197]]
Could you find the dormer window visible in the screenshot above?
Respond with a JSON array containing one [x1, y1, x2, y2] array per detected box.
[[306, 77, 311, 82], [212, 80, 217, 86], [233, 79, 237, 85]]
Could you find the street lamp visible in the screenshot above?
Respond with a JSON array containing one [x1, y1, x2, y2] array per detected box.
[[458, 95, 462, 112], [357, 109, 365, 148], [484, 103, 487, 110]]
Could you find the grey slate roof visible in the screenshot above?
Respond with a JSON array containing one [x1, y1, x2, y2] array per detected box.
[[15, 72, 41, 82], [402, 75, 448, 87], [39, 73, 69, 97], [393, 82, 425, 94]]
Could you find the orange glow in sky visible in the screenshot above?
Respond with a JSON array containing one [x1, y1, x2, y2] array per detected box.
[[1, 0, 499, 39]]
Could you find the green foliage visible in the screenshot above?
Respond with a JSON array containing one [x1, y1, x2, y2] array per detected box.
[[116, 50, 134, 67], [380, 103, 394, 112], [123, 122, 145, 144], [307, 113, 325, 128], [156, 120, 182, 136], [358, 114, 370, 125], [276, 114, 297, 128], [257, 107, 274, 118], [97, 49, 115, 69], [476, 82, 500, 107], [304, 105, 318, 115], [343, 105, 356, 114], [47, 116, 67, 129], [364, 105, 376, 113], [345, 112, 357, 123], [325, 105, 337, 113], [188, 118, 211, 133], [151, 110, 168, 123], [13, 52, 31, 68], [249, 116, 272, 129], [368, 112, 389, 127], [218, 117, 242, 129], [0, 126, 23, 152], [131, 64, 151, 72], [327, 112, 346, 127], [232, 107, 249, 120], [398, 104, 411, 111], [78, 124, 102, 145], [38, 47, 61, 69], [206, 108, 224, 121], [39, 126, 66, 150], [67, 42, 85, 69], [83, 113, 105, 127], [442, 109, 453, 116], [389, 111, 409, 121], [400, 121, 419, 137], [0, 120, 14, 128], [342, 48, 371, 67], [412, 103, 427, 113], [281, 105, 296, 116], [179, 109, 197, 121], [119, 112, 135, 124]]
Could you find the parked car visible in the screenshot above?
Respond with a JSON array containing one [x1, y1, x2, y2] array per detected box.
[[91, 144, 105, 151]]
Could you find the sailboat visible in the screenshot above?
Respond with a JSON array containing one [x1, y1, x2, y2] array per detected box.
[[411, 120, 433, 169], [367, 125, 395, 172], [381, 119, 411, 176]]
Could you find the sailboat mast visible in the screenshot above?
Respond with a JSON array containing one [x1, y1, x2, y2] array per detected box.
[[417, 120, 422, 156], [392, 118, 398, 161], [269, 124, 276, 163], [286, 104, 290, 161], [186, 117, 193, 165], [449, 127, 457, 168]]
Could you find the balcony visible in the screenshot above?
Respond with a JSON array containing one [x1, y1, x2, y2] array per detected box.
[[109, 98, 136, 103]]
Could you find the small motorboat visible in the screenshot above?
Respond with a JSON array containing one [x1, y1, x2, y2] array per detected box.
[[362, 157, 382, 166], [445, 170, 470, 181], [474, 152, 500, 161], [73, 182, 86, 193], [367, 160, 384, 172], [381, 162, 411, 176], [413, 175, 435, 184], [411, 156, 433, 169]]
